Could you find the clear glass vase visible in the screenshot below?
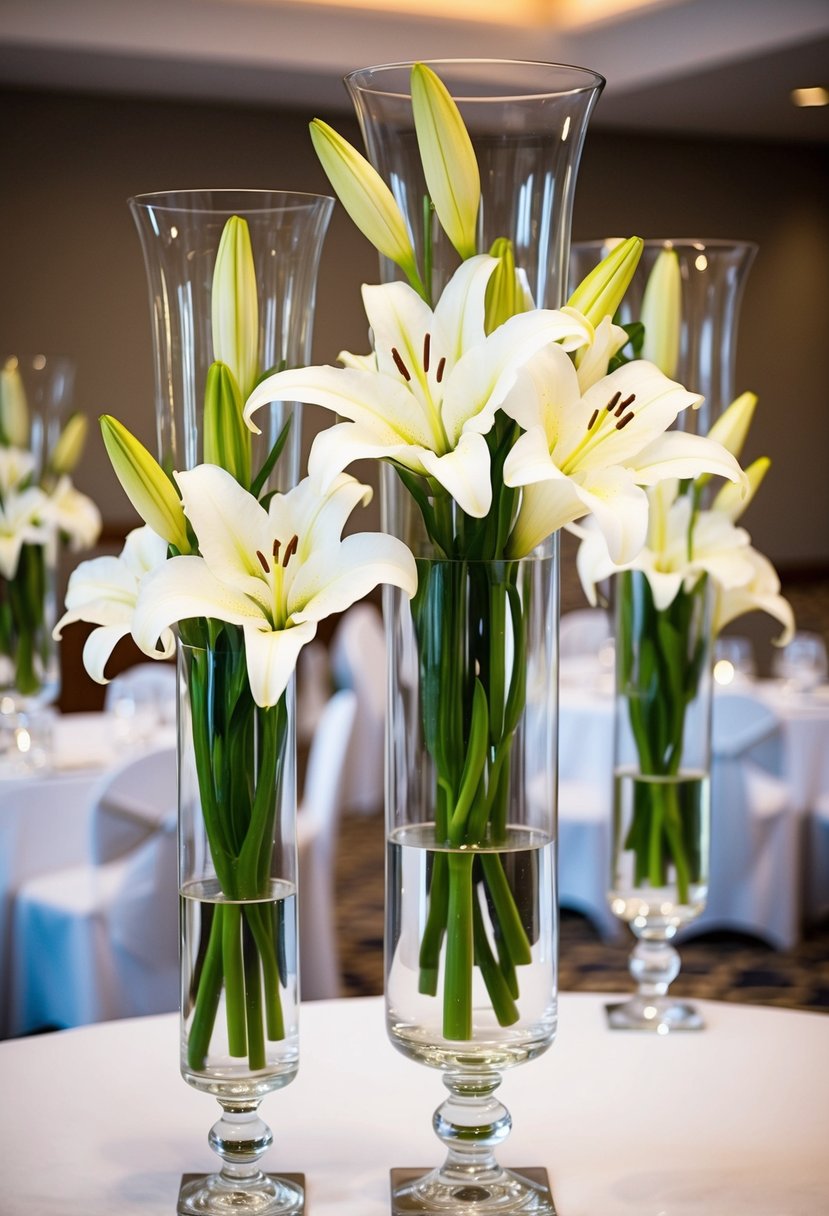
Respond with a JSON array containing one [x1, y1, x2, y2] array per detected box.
[[608, 569, 714, 1033], [385, 544, 559, 1213], [177, 638, 301, 1216], [570, 238, 757, 436], [129, 190, 333, 486], [0, 354, 71, 730]]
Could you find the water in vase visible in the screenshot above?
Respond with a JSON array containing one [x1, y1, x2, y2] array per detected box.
[[180, 879, 299, 1099], [387, 824, 557, 1072]]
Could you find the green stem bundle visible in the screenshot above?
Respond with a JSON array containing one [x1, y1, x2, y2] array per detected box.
[[0, 542, 52, 697]]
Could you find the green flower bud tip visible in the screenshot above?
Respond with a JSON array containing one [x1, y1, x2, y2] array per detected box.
[[640, 247, 682, 378], [484, 238, 518, 333], [0, 360, 30, 448], [411, 62, 480, 263], [49, 412, 88, 475], [706, 391, 758, 459], [204, 361, 251, 488], [310, 119, 424, 294], [567, 236, 643, 329], [100, 414, 189, 552], [212, 215, 259, 401]]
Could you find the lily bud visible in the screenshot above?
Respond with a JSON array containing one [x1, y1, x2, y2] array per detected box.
[[706, 391, 758, 458], [640, 248, 681, 377], [204, 361, 251, 488], [712, 455, 769, 522], [484, 238, 518, 333], [100, 414, 190, 552], [0, 361, 30, 448], [212, 216, 259, 401], [310, 119, 425, 296], [49, 412, 88, 476], [566, 236, 643, 329], [411, 62, 480, 262]]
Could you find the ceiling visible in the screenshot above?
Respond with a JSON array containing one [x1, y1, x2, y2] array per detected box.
[[1, 0, 828, 143]]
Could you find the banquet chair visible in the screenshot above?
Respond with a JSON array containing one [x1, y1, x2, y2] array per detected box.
[[330, 603, 385, 815], [297, 688, 357, 1000], [88, 746, 179, 864], [104, 660, 177, 729], [694, 692, 797, 948], [9, 747, 178, 1035]]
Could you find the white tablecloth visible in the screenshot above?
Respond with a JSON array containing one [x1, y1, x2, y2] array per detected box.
[[1, 994, 827, 1215]]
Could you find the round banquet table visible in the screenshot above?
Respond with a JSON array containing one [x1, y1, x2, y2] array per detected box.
[[1, 993, 827, 1216]]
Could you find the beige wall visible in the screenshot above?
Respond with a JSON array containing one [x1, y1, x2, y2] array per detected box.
[[2, 87, 828, 567]]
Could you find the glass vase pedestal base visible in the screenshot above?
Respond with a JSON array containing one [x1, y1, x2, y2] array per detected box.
[[605, 996, 705, 1034], [391, 1167, 554, 1214], [178, 1173, 304, 1216]]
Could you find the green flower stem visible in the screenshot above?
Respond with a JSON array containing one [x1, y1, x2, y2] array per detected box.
[[222, 903, 247, 1057], [245, 902, 285, 1040], [5, 544, 49, 696], [418, 851, 448, 995], [243, 920, 266, 1071], [187, 905, 225, 1070], [472, 883, 519, 1025], [443, 851, 474, 1040], [480, 853, 532, 966]]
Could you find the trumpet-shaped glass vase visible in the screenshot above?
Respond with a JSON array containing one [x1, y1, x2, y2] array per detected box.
[[129, 189, 333, 487], [177, 639, 301, 1216], [608, 570, 714, 1033]]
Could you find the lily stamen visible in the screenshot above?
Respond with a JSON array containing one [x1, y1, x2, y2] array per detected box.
[[615, 393, 636, 418], [616, 411, 635, 430], [256, 549, 270, 573], [436, 356, 446, 384], [588, 408, 599, 430], [272, 538, 281, 562], [606, 391, 621, 413], [391, 347, 411, 381], [423, 333, 431, 374], [282, 534, 299, 567]]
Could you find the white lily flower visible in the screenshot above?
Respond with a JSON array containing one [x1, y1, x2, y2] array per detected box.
[[501, 347, 743, 562], [47, 476, 103, 551], [0, 484, 51, 579], [714, 547, 794, 644], [53, 526, 173, 682], [0, 447, 36, 497], [244, 256, 591, 518], [132, 466, 418, 708]]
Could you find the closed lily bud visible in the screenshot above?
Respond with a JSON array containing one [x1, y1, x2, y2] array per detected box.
[[100, 414, 189, 552], [310, 119, 424, 296], [484, 238, 518, 333], [49, 412, 88, 476], [0, 361, 30, 447], [640, 247, 681, 377], [212, 216, 259, 401], [706, 391, 758, 459], [411, 62, 480, 262], [567, 236, 643, 328], [204, 361, 251, 488]]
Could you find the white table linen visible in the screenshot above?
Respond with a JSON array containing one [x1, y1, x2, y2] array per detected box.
[[1, 993, 827, 1215]]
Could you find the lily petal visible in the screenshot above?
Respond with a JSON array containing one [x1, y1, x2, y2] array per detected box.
[[628, 431, 746, 488], [243, 620, 318, 708], [289, 532, 417, 623], [419, 430, 493, 518], [132, 555, 260, 656]]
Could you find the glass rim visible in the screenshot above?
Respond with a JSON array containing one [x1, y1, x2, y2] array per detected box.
[[127, 188, 335, 217], [573, 237, 759, 255], [345, 58, 605, 102]]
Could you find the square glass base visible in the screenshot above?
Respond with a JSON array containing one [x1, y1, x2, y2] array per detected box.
[[390, 1166, 555, 1214], [178, 1171, 305, 1215], [605, 997, 705, 1033]]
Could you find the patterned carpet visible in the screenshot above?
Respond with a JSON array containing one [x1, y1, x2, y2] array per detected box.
[[335, 811, 829, 1013]]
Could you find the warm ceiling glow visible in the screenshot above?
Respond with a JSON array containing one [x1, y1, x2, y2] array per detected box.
[[277, 0, 547, 24], [791, 86, 829, 108]]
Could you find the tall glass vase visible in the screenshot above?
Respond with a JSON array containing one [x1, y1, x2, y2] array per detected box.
[[608, 569, 714, 1033], [129, 190, 333, 486], [0, 354, 72, 726], [571, 238, 757, 436], [177, 638, 301, 1216], [386, 544, 558, 1213]]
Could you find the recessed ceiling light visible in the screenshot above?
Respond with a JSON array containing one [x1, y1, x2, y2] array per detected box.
[[791, 87, 829, 108]]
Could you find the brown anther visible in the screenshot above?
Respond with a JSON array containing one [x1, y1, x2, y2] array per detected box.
[[391, 347, 411, 381], [272, 538, 281, 561], [588, 408, 599, 430], [615, 392, 636, 417], [255, 549, 270, 573], [423, 333, 431, 374], [436, 356, 446, 384], [282, 534, 299, 568], [606, 391, 621, 412], [615, 411, 635, 430]]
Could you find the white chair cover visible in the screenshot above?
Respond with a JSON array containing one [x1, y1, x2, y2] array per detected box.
[[694, 693, 797, 948], [297, 690, 357, 1000], [296, 639, 332, 746], [330, 603, 385, 814], [9, 749, 178, 1035], [88, 746, 179, 864]]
